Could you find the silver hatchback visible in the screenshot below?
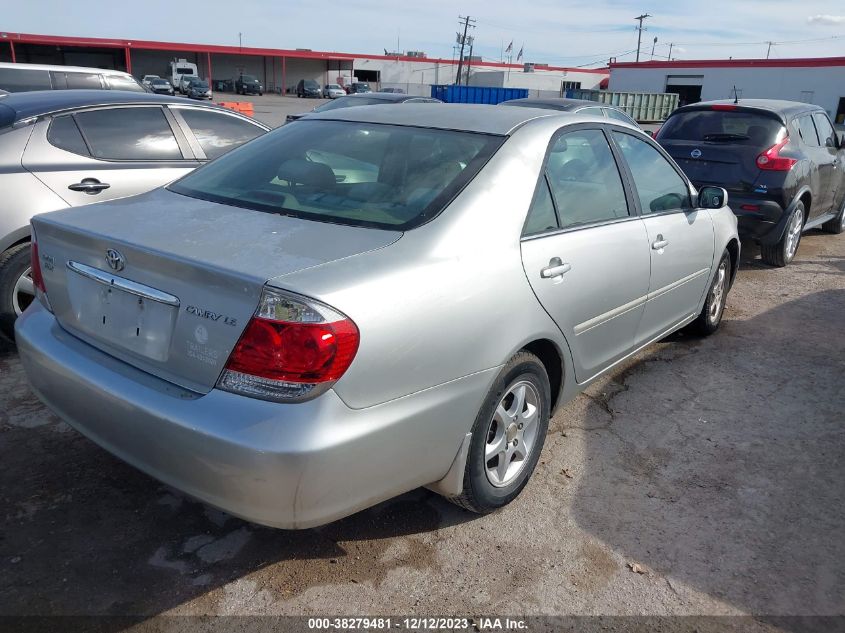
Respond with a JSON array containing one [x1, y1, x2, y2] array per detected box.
[[17, 104, 738, 528], [0, 90, 268, 339]]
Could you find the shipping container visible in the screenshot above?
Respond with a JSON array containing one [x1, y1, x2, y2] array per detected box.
[[568, 89, 679, 122], [430, 84, 528, 104]]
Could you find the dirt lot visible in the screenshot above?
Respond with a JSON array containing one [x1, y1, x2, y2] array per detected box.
[[1, 228, 844, 629]]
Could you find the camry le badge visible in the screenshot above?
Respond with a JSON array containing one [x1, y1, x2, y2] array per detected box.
[[691, 149, 703, 159], [105, 248, 125, 271]]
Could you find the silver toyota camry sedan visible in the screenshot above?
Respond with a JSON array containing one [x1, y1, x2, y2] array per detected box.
[[16, 104, 739, 529]]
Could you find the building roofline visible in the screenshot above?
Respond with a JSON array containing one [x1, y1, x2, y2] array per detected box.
[[0, 31, 609, 74], [610, 57, 845, 70]]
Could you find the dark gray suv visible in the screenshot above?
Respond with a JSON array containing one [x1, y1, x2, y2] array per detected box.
[[657, 99, 845, 266]]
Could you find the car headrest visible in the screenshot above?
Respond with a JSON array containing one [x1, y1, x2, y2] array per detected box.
[[276, 159, 336, 188]]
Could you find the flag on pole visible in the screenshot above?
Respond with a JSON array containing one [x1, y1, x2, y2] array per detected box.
[[505, 41, 513, 54], [516, 45, 524, 61]]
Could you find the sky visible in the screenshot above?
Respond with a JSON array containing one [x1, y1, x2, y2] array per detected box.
[[4, 0, 845, 67]]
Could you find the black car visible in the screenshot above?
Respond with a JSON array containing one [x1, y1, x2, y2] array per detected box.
[[657, 99, 845, 266], [285, 92, 441, 123], [296, 79, 322, 98], [347, 82, 372, 94], [148, 78, 175, 95], [235, 74, 263, 96], [500, 97, 640, 128]]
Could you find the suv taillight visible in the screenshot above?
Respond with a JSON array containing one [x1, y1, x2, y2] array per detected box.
[[757, 137, 797, 171], [217, 287, 359, 402]]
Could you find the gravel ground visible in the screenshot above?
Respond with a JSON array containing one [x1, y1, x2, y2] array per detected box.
[[0, 216, 843, 627]]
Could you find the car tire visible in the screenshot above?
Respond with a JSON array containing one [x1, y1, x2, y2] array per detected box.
[[761, 202, 804, 267], [821, 197, 845, 234], [687, 250, 731, 336], [0, 242, 35, 342], [448, 351, 551, 514]]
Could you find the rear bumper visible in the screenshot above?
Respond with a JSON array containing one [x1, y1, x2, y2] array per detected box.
[[16, 304, 495, 529], [727, 195, 788, 244]]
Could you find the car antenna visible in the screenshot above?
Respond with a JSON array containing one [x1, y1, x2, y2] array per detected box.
[[733, 85, 739, 104]]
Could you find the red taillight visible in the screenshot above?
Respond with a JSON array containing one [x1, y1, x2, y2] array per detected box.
[[218, 287, 359, 402], [740, 204, 760, 211], [710, 104, 738, 111], [31, 241, 46, 293], [226, 316, 359, 383], [757, 137, 797, 171]]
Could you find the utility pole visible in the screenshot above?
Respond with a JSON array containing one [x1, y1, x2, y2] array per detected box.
[[634, 13, 651, 62], [668, 42, 673, 60], [766, 41, 773, 59], [455, 15, 476, 84], [466, 39, 474, 85], [651, 36, 658, 60]]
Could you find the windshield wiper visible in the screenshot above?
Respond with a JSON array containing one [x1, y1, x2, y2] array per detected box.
[[703, 133, 750, 142]]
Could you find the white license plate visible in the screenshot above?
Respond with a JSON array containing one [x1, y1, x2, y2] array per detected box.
[[67, 269, 177, 362]]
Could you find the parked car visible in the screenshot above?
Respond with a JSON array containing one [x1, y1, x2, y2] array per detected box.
[[0, 90, 269, 339], [186, 78, 212, 100], [148, 78, 175, 95], [347, 82, 372, 94], [285, 92, 441, 122], [657, 99, 845, 266], [324, 84, 346, 99], [380, 87, 405, 94], [178, 75, 199, 94], [141, 74, 161, 87], [501, 97, 640, 128], [0, 62, 145, 93], [16, 104, 738, 529], [235, 74, 263, 96], [296, 79, 322, 98]]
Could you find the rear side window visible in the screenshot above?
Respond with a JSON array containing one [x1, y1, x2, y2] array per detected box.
[[812, 113, 836, 148], [545, 129, 629, 228], [105, 76, 145, 92], [605, 108, 636, 126], [64, 72, 103, 90], [169, 120, 503, 230], [523, 177, 558, 235], [0, 67, 51, 92], [613, 131, 690, 214], [73, 107, 182, 160], [177, 108, 264, 160], [47, 115, 90, 156], [795, 115, 820, 147], [658, 110, 783, 146]]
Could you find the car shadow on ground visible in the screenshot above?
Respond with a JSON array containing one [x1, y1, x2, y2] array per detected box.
[[0, 331, 477, 619], [566, 287, 845, 625]]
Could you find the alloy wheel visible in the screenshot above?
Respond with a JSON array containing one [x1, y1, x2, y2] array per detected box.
[[12, 266, 35, 316], [484, 381, 541, 488], [708, 260, 727, 323], [784, 208, 803, 261]]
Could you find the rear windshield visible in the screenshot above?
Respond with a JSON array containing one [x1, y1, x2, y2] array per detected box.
[[658, 109, 784, 145], [168, 120, 503, 230], [176, 67, 194, 74]]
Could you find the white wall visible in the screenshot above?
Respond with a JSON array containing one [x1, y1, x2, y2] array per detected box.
[[469, 68, 605, 94], [609, 64, 845, 119]]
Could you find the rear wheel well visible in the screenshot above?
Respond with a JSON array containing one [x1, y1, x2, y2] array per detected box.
[[521, 339, 563, 410], [799, 192, 812, 222], [2, 236, 30, 256]]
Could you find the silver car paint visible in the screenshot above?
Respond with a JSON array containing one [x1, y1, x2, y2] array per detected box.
[[17, 105, 739, 528]]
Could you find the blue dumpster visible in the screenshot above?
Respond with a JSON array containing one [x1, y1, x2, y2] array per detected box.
[[430, 85, 528, 105]]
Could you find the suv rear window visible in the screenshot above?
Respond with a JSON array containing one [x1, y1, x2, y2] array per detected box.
[[0, 67, 52, 92], [169, 120, 503, 230], [658, 109, 784, 146]]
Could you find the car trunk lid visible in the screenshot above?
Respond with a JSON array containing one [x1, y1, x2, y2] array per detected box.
[[32, 187, 401, 394]]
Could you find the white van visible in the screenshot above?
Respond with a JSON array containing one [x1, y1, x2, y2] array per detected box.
[[0, 62, 144, 93], [169, 58, 199, 89]]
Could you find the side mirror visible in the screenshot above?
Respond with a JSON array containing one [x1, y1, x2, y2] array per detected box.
[[698, 186, 728, 210]]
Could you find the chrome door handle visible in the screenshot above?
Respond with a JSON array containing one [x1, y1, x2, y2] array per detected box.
[[652, 235, 669, 250], [68, 178, 111, 195], [540, 258, 571, 279]]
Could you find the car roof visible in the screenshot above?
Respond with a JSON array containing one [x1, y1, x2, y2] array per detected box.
[[677, 99, 823, 120], [307, 103, 567, 135], [501, 97, 611, 111], [0, 61, 134, 78], [343, 92, 426, 103], [0, 89, 219, 126]]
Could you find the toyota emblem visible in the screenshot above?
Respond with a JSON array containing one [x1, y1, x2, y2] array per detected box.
[[105, 249, 125, 271], [690, 149, 702, 159]]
